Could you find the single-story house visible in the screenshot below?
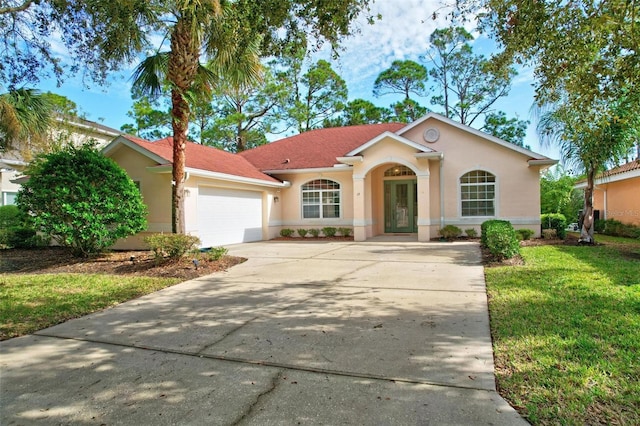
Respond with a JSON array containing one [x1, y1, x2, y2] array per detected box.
[[104, 113, 557, 249], [577, 159, 640, 226]]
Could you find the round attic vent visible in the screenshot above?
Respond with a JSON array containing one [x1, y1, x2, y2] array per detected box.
[[423, 127, 440, 143]]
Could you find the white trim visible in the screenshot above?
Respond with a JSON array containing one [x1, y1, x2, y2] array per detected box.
[[186, 168, 289, 188], [354, 156, 429, 179], [415, 152, 444, 160], [336, 156, 363, 164], [397, 112, 554, 161], [56, 116, 123, 138], [102, 135, 167, 164], [445, 217, 541, 226], [528, 159, 558, 167], [300, 178, 342, 220], [263, 166, 353, 175], [0, 158, 27, 168], [457, 168, 499, 219], [596, 168, 640, 184], [345, 131, 436, 156]]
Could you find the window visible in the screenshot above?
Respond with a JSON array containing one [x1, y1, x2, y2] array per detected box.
[[302, 179, 340, 219], [384, 165, 416, 177], [460, 170, 495, 217], [2, 191, 17, 206]]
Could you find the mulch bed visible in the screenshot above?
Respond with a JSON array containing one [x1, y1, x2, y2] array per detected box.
[[0, 247, 246, 280]]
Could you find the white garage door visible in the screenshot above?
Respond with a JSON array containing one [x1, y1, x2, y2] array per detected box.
[[197, 186, 263, 246]]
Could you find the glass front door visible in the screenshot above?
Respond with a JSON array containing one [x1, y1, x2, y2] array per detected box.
[[384, 180, 417, 233]]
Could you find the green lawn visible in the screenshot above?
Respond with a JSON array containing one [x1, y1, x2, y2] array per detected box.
[[0, 273, 180, 340], [486, 234, 640, 425]]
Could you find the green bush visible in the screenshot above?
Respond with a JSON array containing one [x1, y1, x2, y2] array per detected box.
[[599, 219, 640, 238], [481, 220, 512, 247], [439, 225, 462, 240], [322, 227, 337, 237], [17, 144, 147, 257], [297, 229, 308, 237], [464, 228, 478, 238], [338, 227, 352, 237], [6, 227, 49, 249], [516, 229, 535, 241], [541, 213, 567, 239], [0, 205, 23, 229], [280, 228, 295, 237], [484, 221, 520, 260], [594, 219, 606, 233], [308, 228, 320, 238], [144, 233, 201, 260], [205, 246, 228, 261]]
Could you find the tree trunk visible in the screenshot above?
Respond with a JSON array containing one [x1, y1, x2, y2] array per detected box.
[[167, 15, 199, 234], [580, 167, 596, 244]]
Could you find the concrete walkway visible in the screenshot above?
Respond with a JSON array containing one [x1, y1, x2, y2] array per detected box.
[[1, 240, 527, 425]]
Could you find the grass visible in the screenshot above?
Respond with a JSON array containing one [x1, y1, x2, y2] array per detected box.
[[486, 234, 640, 425], [0, 273, 181, 340]]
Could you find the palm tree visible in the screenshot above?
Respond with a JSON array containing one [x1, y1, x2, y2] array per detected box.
[[0, 88, 51, 155], [537, 97, 636, 243], [131, 2, 262, 234]]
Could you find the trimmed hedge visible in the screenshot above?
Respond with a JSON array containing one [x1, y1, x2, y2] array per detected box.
[[541, 213, 567, 239], [595, 219, 640, 239], [439, 225, 462, 240], [482, 220, 520, 260]]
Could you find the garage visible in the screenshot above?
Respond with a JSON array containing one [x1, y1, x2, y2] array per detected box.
[[197, 186, 263, 247]]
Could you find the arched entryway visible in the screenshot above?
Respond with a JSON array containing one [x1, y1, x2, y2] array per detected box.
[[383, 165, 417, 233]]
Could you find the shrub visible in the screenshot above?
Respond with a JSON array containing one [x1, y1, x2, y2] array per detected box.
[[322, 227, 337, 237], [594, 219, 606, 233], [599, 219, 640, 238], [6, 227, 49, 249], [0, 205, 23, 229], [516, 229, 535, 241], [309, 228, 320, 238], [439, 225, 462, 240], [541, 213, 567, 239], [484, 221, 520, 260], [17, 145, 147, 257], [204, 246, 228, 261], [145, 233, 201, 260], [338, 227, 352, 237], [542, 229, 558, 239], [280, 228, 295, 237], [297, 229, 308, 237], [464, 228, 478, 238], [481, 220, 512, 247]]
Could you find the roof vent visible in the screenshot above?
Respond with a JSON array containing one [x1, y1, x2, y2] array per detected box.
[[283, 158, 290, 164]]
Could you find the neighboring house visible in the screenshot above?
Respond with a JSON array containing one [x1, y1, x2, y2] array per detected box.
[[105, 113, 557, 249], [0, 117, 124, 206], [577, 159, 640, 226]]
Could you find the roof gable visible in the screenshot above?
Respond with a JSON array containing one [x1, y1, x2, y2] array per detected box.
[[239, 123, 405, 171], [103, 135, 280, 184], [398, 112, 554, 161], [345, 131, 436, 156]]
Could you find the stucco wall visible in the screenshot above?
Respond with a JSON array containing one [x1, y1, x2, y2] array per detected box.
[[594, 177, 640, 225]]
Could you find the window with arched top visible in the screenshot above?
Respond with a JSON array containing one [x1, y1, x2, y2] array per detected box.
[[301, 179, 340, 219], [460, 170, 496, 217], [384, 165, 416, 177]]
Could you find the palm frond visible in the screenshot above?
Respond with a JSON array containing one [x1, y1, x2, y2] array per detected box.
[[131, 53, 170, 98], [0, 88, 52, 151]]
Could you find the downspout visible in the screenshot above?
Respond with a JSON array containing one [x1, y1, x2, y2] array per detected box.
[[440, 157, 445, 229]]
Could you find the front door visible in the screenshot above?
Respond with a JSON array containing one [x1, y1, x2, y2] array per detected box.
[[384, 180, 417, 233]]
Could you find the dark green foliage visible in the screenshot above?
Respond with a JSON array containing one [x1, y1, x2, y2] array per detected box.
[[516, 229, 535, 241], [17, 145, 147, 257], [541, 213, 567, 240], [280, 228, 295, 237], [481, 220, 512, 247], [0, 205, 23, 228], [308, 229, 320, 238], [144, 233, 201, 260], [594, 219, 606, 233], [465, 228, 478, 238], [439, 225, 462, 240], [297, 229, 308, 237], [338, 227, 352, 237], [484, 221, 521, 260], [597, 219, 640, 239], [322, 227, 337, 237]]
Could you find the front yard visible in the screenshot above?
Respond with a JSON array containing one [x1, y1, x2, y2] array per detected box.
[[486, 233, 640, 425]]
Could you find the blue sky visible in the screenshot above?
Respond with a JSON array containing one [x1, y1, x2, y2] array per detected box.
[[35, 0, 557, 160]]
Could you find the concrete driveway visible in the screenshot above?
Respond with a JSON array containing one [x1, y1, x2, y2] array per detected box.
[[1, 240, 527, 425]]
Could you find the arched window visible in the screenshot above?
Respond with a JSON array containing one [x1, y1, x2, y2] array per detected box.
[[384, 165, 416, 177], [302, 179, 340, 219], [460, 170, 496, 217]]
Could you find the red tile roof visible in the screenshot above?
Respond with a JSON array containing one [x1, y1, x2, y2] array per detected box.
[[600, 159, 640, 178], [239, 123, 405, 171], [122, 136, 280, 183]]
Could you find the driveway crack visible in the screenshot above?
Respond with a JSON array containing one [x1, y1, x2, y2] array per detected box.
[[231, 369, 284, 425], [197, 316, 258, 354]]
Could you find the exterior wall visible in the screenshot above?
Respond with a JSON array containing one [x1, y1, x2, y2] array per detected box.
[[108, 145, 172, 250], [594, 177, 640, 225], [269, 169, 354, 236], [403, 118, 543, 237], [1, 169, 22, 205]]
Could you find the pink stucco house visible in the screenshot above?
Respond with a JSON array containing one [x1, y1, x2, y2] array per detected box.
[[104, 113, 557, 248]]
